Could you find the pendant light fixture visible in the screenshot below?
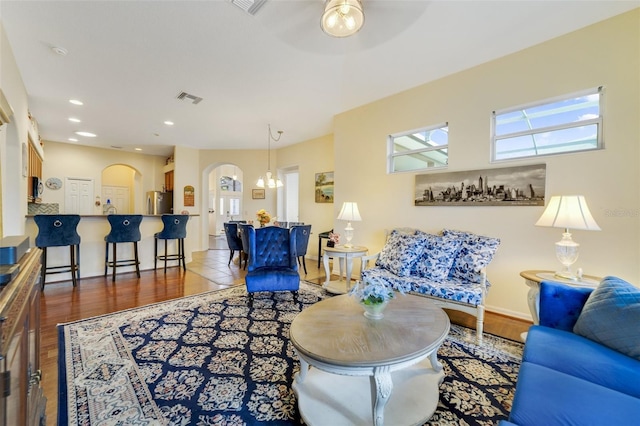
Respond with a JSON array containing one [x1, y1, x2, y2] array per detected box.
[[321, 0, 365, 38], [256, 124, 283, 189]]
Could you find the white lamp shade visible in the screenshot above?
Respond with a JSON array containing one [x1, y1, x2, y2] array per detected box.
[[535, 195, 601, 231], [337, 202, 362, 222], [321, 0, 365, 38]]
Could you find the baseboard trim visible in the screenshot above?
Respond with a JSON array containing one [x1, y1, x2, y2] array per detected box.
[[486, 304, 532, 322]]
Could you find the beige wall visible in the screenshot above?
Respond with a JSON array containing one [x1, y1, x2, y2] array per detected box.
[[277, 133, 335, 261], [40, 141, 167, 215], [0, 23, 31, 236], [333, 10, 640, 318]]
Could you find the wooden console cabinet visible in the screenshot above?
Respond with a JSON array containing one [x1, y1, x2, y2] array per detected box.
[[0, 247, 46, 425]]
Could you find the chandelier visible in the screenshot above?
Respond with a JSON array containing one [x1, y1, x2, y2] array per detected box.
[[256, 124, 283, 189], [321, 0, 365, 38]]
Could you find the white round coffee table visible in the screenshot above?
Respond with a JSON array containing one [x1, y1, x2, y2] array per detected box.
[[290, 294, 450, 426]]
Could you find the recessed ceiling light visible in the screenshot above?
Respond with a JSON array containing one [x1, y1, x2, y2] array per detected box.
[[68, 117, 81, 123], [69, 99, 83, 106], [75, 131, 96, 137], [164, 121, 174, 126], [111, 146, 123, 149], [134, 148, 142, 151], [68, 138, 78, 142]]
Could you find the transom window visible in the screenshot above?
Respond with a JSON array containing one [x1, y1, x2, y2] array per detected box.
[[492, 87, 603, 161], [388, 123, 448, 173]]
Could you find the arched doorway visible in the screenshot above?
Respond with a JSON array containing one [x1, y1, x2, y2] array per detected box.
[[208, 164, 243, 249], [101, 164, 139, 214]]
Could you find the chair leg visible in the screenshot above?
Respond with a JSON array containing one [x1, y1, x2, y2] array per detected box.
[[181, 238, 186, 271], [70, 245, 77, 287], [228, 249, 235, 266], [154, 237, 158, 270], [104, 242, 109, 277], [134, 241, 140, 278], [292, 290, 298, 305], [112, 242, 117, 282], [40, 247, 47, 290], [302, 257, 307, 275], [164, 239, 168, 273]]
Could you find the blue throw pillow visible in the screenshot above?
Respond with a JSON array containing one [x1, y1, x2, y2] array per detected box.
[[412, 231, 462, 282], [443, 229, 500, 283], [573, 276, 640, 361], [375, 231, 426, 277]]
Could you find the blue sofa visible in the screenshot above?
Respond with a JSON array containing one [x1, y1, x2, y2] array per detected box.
[[503, 277, 640, 425]]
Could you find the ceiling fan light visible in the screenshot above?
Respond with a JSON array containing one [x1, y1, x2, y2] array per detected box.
[[321, 0, 364, 38]]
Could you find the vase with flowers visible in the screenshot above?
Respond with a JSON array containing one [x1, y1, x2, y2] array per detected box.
[[327, 232, 340, 247], [256, 209, 271, 227], [349, 277, 402, 319]]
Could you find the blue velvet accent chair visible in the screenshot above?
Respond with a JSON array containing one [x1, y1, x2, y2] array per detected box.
[[239, 223, 252, 271], [104, 214, 143, 281], [34, 214, 81, 289], [291, 224, 312, 275], [244, 226, 300, 306], [154, 214, 189, 273], [223, 222, 246, 269]]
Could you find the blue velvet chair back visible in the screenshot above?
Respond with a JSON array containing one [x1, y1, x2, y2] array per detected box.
[[291, 225, 311, 257], [246, 226, 297, 271], [223, 222, 243, 251], [156, 214, 189, 239], [105, 215, 142, 243], [35, 214, 81, 247]]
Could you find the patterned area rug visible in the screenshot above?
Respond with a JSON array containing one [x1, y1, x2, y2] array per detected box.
[[58, 282, 523, 425]]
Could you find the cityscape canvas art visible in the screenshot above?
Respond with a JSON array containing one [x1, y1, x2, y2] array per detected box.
[[415, 164, 546, 206]]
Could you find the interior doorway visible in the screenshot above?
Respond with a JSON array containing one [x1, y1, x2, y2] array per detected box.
[[208, 164, 243, 249], [278, 167, 299, 222]]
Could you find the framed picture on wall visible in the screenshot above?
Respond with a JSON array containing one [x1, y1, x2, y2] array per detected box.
[[315, 171, 334, 203], [252, 189, 265, 199]]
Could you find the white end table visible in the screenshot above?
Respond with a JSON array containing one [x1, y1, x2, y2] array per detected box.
[[322, 245, 368, 294]]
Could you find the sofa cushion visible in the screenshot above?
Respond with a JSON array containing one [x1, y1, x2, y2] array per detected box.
[[442, 229, 500, 283], [524, 325, 640, 398], [375, 231, 426, 277], [538, 281, 593, 331], [573, 276, 640, 361], [361, 267, 486, 306], [412, 231, 462, 282], [509, 362, 640, 426]]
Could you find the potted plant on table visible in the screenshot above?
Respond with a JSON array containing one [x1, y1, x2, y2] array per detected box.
[[349, 277, 403, 319]]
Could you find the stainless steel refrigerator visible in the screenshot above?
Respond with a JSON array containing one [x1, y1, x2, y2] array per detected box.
[[146, 191, 173, 215]]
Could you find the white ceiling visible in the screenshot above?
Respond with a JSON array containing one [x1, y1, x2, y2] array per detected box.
[[1, 1, 637, 157]]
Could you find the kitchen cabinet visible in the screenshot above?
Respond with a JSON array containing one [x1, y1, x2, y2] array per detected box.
[[165, 170, 174, 192]]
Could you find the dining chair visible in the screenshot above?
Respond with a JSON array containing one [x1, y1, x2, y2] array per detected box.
[[239, 223, 252, 270], [223, 222, 246, 268], [291, 224, 312, 275]]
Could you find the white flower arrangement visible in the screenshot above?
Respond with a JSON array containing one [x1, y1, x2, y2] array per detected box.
[[349, 277, 402, 305]]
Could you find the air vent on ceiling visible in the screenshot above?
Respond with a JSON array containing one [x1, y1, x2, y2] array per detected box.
[[229, 0, 267, 15], [176, 91, 203, 105]]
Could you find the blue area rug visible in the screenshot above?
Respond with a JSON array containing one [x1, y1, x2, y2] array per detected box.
[[58, 282, 523, 425]]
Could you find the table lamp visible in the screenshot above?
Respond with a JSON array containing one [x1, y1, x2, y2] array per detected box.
[[337, 202, 362, 248], [535, 195, 600, 280]]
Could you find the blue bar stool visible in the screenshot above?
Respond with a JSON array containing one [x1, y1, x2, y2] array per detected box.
[[104, 214, 143, 282], [34, 214, 81, 289], [154, 214, 189, 273]]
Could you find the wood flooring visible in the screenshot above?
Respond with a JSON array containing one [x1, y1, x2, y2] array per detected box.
[[40, 248, 531, 425]]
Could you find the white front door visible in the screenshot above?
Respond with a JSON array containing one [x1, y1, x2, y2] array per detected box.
[[65, 178, 94, 214], [216, 195, 241, 235]]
